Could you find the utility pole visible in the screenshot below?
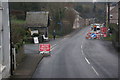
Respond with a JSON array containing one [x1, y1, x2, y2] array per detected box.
[[93, 2, 96, 23], [7, 2, 14, 75], [104, 2, 107, 26], [107, 2, 110, 27], [118, 1, 120, 48]]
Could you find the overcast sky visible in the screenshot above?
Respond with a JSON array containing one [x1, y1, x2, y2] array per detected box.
[[0, 0, 120, 2]]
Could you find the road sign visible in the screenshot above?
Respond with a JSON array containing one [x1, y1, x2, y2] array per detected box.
[[96, 33, 101, 39], [103, 33, 107, 37], [91, 33, 97, 38], [39, 44, 51, 54], [33, 37, 39, 44], [101, 27, 108, 33]]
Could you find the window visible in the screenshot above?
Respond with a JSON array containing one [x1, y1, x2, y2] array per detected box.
[[110, 15, 113, 19]]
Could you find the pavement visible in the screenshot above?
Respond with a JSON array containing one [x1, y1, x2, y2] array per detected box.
[[11, 53, 43, 78]]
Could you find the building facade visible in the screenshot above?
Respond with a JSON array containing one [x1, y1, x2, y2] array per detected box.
[[107, 2, 120, 51], [110, 4, 118, 24], [0, 2, 11, 79]]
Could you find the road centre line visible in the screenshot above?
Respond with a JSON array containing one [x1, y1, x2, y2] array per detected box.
[[81, 45, 83, 49], [85, 57, 90, 64], [92, 66, 99, 76], [80, 28, 100, 77]]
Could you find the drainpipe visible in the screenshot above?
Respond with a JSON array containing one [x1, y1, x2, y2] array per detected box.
[[118, 1, 120, 51], [108, 2, 110, 28], [8, 2, 13, 75]]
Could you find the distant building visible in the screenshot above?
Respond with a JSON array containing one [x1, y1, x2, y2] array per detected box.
[[85, 19, 90, 26], [72, 8, 85, 29], [107, 2, 120, 51], [110, 4, 118, 24], [0, 2, 11, 79], [85, 18, 95, 26], [26, 11, 49, 27], [79, 16, 85, 27]]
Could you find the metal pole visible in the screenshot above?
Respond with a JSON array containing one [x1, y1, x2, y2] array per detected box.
[[118, 1, 120, 44], [0, 2, 3, 72], [108, 2, 110, 27], [93, 2, 95, 23], [8, 2, 14, 75], [104, 2, 107, 26]]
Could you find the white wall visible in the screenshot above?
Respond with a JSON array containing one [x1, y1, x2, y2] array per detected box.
[[0, 1, 3, 80], [1, 2, 11, 79]]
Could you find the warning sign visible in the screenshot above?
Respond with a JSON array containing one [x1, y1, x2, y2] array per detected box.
[[39, 44, 51, 54], [101, 27, 108, 33], [33, 37, 39, 44]]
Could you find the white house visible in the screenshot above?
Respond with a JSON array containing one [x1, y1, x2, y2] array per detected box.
[[0, 1, 11, 79]]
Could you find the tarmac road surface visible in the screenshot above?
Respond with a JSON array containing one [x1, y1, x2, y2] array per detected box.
[[31, 26, 118, 78]]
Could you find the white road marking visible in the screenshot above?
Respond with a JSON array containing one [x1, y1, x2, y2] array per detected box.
[[50, 44, 57, 51], [40, 51, 50, 54], [51, 47, 56, 51], [85, 57, 90, 64], [80, 28, 100, 77], [92, 66, 99, 76], [51, 44, 57, 48], [81, 45, 83, 49], [81, 40, 84, 55], [81, 50, 84, 55]]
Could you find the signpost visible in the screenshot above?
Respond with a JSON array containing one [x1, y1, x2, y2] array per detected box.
[[91, 33, 97, 38], [33, 37, 39, 44], [39, 44, 51, 55]]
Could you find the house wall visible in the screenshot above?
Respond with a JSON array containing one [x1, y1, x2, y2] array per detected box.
[[0, 2, 11, 79], [0, 2, 3, 80], [110, 5, 118, 24]]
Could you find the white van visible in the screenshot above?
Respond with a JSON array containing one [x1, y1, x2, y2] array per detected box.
[[91, 23, 101, 33]]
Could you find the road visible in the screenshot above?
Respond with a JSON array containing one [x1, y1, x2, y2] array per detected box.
[[25, 26, 118, 78]]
